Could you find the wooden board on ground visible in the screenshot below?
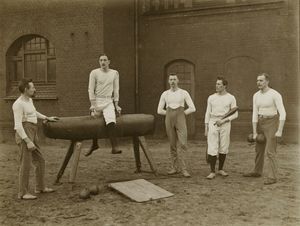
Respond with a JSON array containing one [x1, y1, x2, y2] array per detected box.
[[108, 179, 174, 202]]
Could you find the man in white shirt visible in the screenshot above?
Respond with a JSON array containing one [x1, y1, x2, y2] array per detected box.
[[12, 78, 58, 200], [243, 73, 286, 185], [85, 54, 122, 156], [157, 74, 196, 177], [204, 77, 238, 179]]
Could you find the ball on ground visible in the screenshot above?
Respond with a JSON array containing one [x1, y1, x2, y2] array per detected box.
[[89, 185, 99, 195], [79, 188, 90, 199]]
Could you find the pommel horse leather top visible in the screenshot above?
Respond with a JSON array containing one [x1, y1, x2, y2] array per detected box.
[[42, 114, 157, 184], [42, 114, 155, 141]]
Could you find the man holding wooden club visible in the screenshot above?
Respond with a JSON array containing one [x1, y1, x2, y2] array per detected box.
[[204, 77, 238, 179], [12, 78, 58, 200]]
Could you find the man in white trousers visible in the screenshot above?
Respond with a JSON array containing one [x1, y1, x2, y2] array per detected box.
[[204, 77, 238, 179]]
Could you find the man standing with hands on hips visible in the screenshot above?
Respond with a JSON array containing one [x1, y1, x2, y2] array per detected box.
[[85, 54, 122, 156], [12, 78, 59, 200], [243, 73, 286, 185], [157, 73, 196, 177], [204, 77, 238, 179]]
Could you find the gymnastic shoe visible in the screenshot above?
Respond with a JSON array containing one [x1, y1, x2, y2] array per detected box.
[[85, 144, 99, 156], [217, 170, 229, 177], [206, 172, 216, 180], [182, 170, 191, 178], [243, 172, 261, 177], [18, 193, 37, 200], [35, 187, 55, 194], [264, 178, 277, 185], [167, 168, 179, 175], [111, 149, 122, 154]]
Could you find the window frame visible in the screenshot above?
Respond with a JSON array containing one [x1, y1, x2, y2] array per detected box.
[[5, 35, 57, 100]]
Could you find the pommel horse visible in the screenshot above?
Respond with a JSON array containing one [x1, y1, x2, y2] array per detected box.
[[42, 114, 157, 184]]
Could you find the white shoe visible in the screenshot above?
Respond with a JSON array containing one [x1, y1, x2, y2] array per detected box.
[[167, 168, 179, 175], [35, 187, 55, 194], [217, 170, 229, 177], [18, 193, 37, 200], [182, 170, 191, 178], [206, 172, 216, 180]]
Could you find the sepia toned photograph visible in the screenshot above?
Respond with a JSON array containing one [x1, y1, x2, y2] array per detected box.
[[0, 0, 299, 225]]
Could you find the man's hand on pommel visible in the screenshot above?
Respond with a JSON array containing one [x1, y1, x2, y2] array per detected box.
[[46, 116, 59, 122]]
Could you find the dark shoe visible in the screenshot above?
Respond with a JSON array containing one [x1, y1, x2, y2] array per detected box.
[[111, 149, 122, 154], [85, 144, 99, 157], [243, 172, 261, 177], [264, 178, 277, 185]]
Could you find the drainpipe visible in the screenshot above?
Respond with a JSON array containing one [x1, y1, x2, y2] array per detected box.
[[134, 0, 139, 113]]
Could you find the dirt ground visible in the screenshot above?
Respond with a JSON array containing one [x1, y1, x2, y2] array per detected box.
[[0, 139, 299, 226]]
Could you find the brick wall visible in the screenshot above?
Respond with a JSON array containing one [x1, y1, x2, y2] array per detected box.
[[0, 0, 105, 142], [103, 0, 136, 114], [138, 0, 299, 142]]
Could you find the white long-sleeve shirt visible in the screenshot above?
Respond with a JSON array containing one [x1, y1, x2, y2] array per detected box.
[[88, 68, 119, 106], [157, 88, 196, 115], [252, 88, 286, 122], [205, 92, 238, 123], [12, 96, 46, 139]]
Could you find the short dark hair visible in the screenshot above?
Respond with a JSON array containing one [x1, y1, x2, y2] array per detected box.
[[18, 78, 33, 93], [217, 76, 228, 86], [168, 73, 177, 77], [258, 73, 270, 81], [99, 53, 109, 60]]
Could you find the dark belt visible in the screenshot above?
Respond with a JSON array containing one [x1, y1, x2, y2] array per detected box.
[[258, 114, 277, 119]]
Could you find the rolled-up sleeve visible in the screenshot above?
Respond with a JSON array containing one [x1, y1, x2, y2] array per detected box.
[[252, 94, 259, 123], [157, 92, 166, 115], [204, 96, 211, 124], [228, 96, 238, 121], [113, 71, 120, 102], [184, 91, 196, 115], [88, 71, 96, 106], [274, 92, 286, 120], [12, 103, 27, 139]]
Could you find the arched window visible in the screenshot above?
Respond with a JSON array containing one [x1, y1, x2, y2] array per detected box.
[[6, 34, 57, 99]]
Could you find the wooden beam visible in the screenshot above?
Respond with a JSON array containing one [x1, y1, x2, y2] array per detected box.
[[69, 142, 82, 183], [138, 136, 157, 175]]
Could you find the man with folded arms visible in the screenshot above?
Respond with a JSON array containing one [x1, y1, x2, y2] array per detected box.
[[243, 73, 286, 185], [12, 78, 58, 200]]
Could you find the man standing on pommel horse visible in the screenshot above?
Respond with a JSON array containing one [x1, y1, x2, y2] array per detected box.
[[85, 54, 122, 156]]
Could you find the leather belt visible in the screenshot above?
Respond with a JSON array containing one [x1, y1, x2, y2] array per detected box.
[[258, 114, 277, 119]]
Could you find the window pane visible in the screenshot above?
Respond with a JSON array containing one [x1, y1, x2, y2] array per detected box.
[[36, 55, 46, 81], [48, 59, 56, 81], [25, 55, 36, 80], [16, 60, 23, 81]]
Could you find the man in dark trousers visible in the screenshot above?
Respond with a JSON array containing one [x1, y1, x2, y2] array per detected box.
[[12, 78, 58, 200], [157, 73, 196, 177], [244, 73, 286, 185]]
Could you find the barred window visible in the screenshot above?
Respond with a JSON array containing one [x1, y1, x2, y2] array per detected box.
[[6, 35, 57, 99]]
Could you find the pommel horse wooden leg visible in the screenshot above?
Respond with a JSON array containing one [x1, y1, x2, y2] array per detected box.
[[133, 136, 141, 173], [69, 142, 82, 183], [132, 136, 157, 175], [54, 141, 75, 184]]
